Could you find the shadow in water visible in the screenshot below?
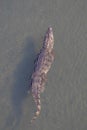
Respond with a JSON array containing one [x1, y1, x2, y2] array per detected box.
[[3, 37, 36, 130]]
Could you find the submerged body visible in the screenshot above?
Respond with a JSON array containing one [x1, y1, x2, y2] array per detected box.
[[31, 27, 54, 123]]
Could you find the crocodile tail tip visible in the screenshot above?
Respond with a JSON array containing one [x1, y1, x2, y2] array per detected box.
[[31, 104, 41, 123]]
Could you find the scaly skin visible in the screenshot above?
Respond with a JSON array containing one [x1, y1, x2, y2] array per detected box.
[[31, 27, 54, 123]]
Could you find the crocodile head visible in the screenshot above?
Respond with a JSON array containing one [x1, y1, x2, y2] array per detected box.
[[43, 27, 54, 52]]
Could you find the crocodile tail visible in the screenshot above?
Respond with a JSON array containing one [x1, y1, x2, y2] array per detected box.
[[31, 94, 41, 123]]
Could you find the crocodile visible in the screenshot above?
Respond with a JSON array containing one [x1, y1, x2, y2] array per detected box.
[[31, 27, 54, 123]]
